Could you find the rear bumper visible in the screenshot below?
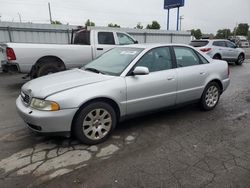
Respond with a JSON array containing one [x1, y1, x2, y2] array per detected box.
[[222, 78, 230, 92], [16, 96, 78, 134], [1, 60, 20, 72]]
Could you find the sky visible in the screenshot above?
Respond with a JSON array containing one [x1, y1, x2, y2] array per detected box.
[[0, 0, 249, 34]]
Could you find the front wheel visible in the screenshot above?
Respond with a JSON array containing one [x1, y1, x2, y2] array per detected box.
[[235, 54, 244, 65], [200, 82, 221, 111], [73, 102, 117, 145]]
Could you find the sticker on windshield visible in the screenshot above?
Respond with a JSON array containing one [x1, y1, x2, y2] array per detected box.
[[120, 51, 138, 55]]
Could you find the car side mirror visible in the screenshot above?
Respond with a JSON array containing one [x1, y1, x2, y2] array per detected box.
[[133, 66, 149, 75], [134, 40, 138, 44]]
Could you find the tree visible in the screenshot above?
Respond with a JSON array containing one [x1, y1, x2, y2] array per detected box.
[[108, 23, 121, 28], [248, 31, 250, 40], [146, 21, 161, 29], [51, 20, 62, 25], [85, 19, 95, 27], [191, 29, 202, 39], [135, 23, 143, 29], [215, 29, 231, 39], [236, 23, 249, 36]]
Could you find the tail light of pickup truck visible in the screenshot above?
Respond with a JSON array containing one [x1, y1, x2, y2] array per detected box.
[[6, 47, 16, 61], [200, 48, 212, 53]]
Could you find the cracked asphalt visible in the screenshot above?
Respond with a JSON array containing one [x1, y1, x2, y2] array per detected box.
[[0, 54, 250, 187]]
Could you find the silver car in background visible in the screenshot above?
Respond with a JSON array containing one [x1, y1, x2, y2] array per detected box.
[[16, 44, 230, 144], [190, 39, 245, 65]]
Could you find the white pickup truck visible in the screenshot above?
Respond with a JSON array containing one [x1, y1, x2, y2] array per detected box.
[[0, 28, 138, 78]]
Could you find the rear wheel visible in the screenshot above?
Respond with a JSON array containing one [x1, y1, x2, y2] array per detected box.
[[235, 53, 244, 65], [200, 82, 221, 111], [213, 54, 221, 60], [73, 102, 117, 145], [36, 62, 60, 77]]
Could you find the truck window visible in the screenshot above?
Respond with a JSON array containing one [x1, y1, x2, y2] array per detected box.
[[117, 33, 135, 45], [73, 30, 90, 45], [98, 32, 115, 45]]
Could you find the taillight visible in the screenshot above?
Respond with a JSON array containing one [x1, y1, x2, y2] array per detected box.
[[227, 65, 230, 76], [6, 47, 16, 60], [200, 48, 212, 52]]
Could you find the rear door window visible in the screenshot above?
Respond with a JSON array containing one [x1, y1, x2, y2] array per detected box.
[[173, 47, 200, 67], [213, 41, 226, 47], [98, 32, 115, 45]]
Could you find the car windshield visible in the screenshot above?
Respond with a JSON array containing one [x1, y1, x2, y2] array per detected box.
[[84, 47, 144, 76], [189, 40, 209, 47]]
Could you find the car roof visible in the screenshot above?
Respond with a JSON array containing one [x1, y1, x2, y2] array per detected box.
[[122, 43, 192, 49], [191, 39, 230, 42]]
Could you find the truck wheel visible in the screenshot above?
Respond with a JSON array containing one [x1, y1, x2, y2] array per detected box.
[[73, 102, 117, 145], [235, 54, 244, 65], [36, 62, 61, 77]]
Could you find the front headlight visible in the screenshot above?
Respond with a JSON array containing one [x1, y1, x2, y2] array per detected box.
[[30, 98, 60, 111]]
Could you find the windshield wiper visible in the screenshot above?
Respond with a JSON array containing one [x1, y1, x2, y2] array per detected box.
[[84, 67, 106, 75]]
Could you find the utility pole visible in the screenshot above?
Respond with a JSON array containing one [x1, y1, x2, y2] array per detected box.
[[179, 15, 184, 31], [48, 2, 52, 24], [18, 13, 22, 23], [176, 7, 180, 31]]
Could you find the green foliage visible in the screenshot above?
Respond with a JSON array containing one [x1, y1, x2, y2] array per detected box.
[[248, 31, 250, 40], [108, 23, 121, 28], [135, 23, 143, 29], [191, 29, 202, 39], [215, 29, 231, 39], [236, 23, 249, 36], [51, 20, 62, 25], [85, 19, 95, 27], [146, 21, 161, 30]]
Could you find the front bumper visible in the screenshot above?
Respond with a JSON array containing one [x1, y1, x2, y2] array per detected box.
[[16, 96, 78, 134]]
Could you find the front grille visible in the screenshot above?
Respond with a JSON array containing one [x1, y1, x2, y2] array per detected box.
[[21, 91, 30, 105]]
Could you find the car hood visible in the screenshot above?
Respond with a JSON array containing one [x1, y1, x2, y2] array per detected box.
[[22, 69, 114, 98]]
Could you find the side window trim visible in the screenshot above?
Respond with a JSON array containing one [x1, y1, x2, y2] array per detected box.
[[117, 32, 135, 45], [126, 46, 174, 76], [97, 32, 115, 45], [172, 46, 201, 68]]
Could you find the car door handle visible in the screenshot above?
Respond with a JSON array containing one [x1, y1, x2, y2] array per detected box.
[[200, 72, 206, 75], [167, 77, 174, 81], [97, 48, 103, 51]]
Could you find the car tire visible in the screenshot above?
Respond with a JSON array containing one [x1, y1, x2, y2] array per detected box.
[[200, 82, 221, 111], [73, 102, 117, 145], [213, 54, 221, 60], [235, 54, 244, 65], [36, 62, 61, 77]]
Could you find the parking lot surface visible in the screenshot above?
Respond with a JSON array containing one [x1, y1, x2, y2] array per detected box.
[[0, 59, 250, 188]]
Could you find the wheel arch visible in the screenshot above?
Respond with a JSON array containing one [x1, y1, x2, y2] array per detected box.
[[239, 52, 245, 58], [206, 79, 223, 94], [30, 55, 66, 78], [213, 53, 222, 59], [71, 97, 121, 132]]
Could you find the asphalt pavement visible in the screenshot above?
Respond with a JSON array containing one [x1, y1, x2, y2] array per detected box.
[[0, 59, 250, 188]]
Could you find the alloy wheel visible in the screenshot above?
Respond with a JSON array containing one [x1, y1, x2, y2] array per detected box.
[[82, 108, 112, 140]]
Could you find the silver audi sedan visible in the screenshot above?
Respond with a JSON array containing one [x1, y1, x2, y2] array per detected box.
[[16, 44, 230, 144]]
